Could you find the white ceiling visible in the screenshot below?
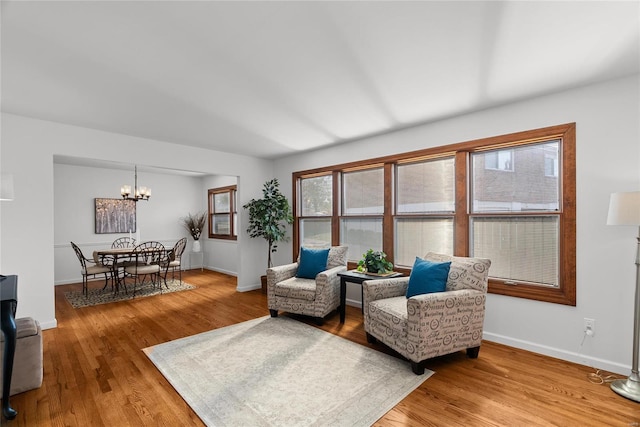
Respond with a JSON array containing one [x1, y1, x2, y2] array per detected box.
[[2, 1, 639, 160]]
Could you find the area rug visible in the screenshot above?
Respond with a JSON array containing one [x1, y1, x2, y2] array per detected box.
[[64, 279, 196, 308], [143, 316, 434, 426]]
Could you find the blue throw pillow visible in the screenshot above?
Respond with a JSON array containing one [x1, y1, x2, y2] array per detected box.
[[406, 257, 451, 298], [296, 247, 330, 279]]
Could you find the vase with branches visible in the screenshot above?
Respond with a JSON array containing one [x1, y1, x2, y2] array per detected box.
[[181, 212, 206, 252]]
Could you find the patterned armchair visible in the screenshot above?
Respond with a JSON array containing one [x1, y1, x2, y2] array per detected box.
[[363, 252, 491, 374], [267, 246, 348, 324]]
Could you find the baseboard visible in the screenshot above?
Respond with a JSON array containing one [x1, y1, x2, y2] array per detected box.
[[39, 319, 58, 330], [483, 331, 630, 376], [206, 266, 237, 277], [236, 283, 261, 292], [345, 298, 362, 309], [55, 277, 97, 286], [57, 266, 238, 286]]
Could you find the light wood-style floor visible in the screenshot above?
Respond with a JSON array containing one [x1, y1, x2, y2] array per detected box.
[[5, 270, 639, 426]]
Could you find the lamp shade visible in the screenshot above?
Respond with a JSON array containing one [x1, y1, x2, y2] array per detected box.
[[0, 173, 14, 201], [607, 191, 640, 226]]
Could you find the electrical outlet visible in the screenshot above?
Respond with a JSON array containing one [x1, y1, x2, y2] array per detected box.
[[584, 318, 596, 337]]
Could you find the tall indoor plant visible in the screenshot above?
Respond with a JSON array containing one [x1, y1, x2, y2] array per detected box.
[[243, 178, 293, 269]]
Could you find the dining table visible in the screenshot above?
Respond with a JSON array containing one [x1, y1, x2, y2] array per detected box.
[[95, 246, 170, 294]]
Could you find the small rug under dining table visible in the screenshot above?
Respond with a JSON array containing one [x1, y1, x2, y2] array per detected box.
[[64, 278, 195, 308], [143, 316, 434, 426]]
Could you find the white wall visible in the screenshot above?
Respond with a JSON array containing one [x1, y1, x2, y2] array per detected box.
[[54, 163, 205, 284], [1, 113, 272, 329], [202, 174, 238, 276], [273, 74, 640, 374]]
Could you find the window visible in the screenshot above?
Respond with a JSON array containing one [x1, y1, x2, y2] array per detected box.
[[395, 157, 455, 267], [472, 141, 560, 213], [471, 140, 562, 290], [293, 123, 576, 305], [298, 174, 333, 248], [208, 185, 237, 240], [341, 167, 384, 261]]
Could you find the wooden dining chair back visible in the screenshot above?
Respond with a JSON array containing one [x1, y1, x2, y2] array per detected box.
[[70, 241, 112, 296], [124, 241, 165, 297]]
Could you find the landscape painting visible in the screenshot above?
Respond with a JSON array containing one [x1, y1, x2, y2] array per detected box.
[[95, 198, 136, 234]]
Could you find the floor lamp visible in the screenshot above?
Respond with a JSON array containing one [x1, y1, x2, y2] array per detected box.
[[607, 191, 640, 403]]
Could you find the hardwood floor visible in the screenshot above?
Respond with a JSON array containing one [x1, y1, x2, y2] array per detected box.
[[5, 270, 639, 426]]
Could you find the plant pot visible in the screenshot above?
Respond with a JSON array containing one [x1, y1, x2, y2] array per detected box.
[[192, 240, 201, 253], [261, 275, 267, 294]]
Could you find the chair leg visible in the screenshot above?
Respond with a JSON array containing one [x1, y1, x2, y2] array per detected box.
[[269, 309, 278, 318], [314, 317, 324, 326], [162, 270, 168, 287], [101, 273, 110, 291], [157, 272, 164, 293], [132, 275, 138, 298], [411, 361, 425, 375], [120, 272, 129, 295], [467, 346, 480, 358], [164, 270, 171, 288], [366, 332, 377, 344]]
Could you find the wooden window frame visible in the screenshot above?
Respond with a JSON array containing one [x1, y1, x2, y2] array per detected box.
[[207, 185, 237, 240], [292, 123, 576, 306]]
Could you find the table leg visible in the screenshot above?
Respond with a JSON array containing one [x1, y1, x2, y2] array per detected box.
[[340, 278, 347, 323], [113, 266, 123, 294], [112, 254, 122, 294]]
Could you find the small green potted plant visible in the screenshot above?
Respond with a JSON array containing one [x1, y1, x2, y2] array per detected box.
[[357, 249, 393, 275]]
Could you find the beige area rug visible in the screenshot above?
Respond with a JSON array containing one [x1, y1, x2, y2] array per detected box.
[[143, 316, 434, 427], [64, 279, 196, 308]]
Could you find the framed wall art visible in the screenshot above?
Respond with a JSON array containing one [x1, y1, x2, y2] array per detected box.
[[95, 198, 136, 234]]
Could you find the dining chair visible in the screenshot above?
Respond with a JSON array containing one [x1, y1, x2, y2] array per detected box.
[[111, 237, 136, 248], [123, 241, 165, 297], [163, 237, 187, 285], [109, 236, 139, 274], [70, 242, 112, 296]]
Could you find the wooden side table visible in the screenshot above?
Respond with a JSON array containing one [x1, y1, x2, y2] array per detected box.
[[337, 270, 403, 323]]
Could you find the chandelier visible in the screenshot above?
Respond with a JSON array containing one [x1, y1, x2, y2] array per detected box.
[[120, 165, 151, 201]]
